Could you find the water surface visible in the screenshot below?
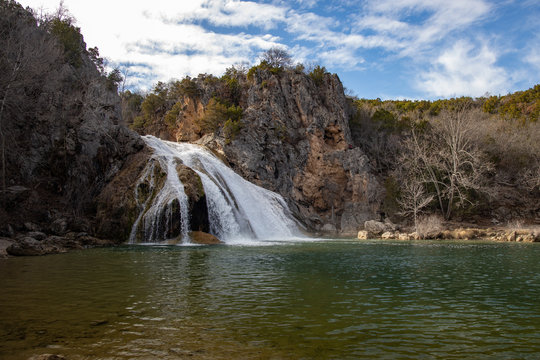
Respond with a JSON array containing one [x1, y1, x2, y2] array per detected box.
[[1, 240, 539, 359]]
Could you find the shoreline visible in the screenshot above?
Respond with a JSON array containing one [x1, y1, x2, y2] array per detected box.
[[2, 224, 539, 258]]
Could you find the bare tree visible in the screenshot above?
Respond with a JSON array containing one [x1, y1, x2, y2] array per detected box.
[[399, 105, 493, 220], [261, 47, 293, 68], [397, 179, 434, 233], [0, 1, 61, 198], [432, 106, 494, 218]]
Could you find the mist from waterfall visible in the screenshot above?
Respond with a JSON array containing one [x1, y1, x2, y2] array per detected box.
[[130, 135, 304, 244]]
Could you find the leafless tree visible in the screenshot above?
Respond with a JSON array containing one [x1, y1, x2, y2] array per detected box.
[[399, 105, 493, 220], [432, 106, 494, 218], [0, 1, 61, 198], [397, 179, 434, 233], [261, 47, 293, 68]]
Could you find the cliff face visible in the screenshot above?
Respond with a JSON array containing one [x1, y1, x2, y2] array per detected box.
[[166, 71, 383, 234], [225, 71, 382, 233], [0, 3, 143, 250]]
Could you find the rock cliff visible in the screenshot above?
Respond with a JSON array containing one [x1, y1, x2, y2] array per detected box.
[[0, 3, 143, 253], [164, 70, 383, 234]]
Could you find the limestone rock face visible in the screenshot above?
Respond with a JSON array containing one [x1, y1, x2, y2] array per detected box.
[[0, 31, 143, 240], [207, 71, 383, 232]]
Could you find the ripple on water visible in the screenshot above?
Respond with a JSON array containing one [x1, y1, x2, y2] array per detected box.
[[0, 241, 539, 359]]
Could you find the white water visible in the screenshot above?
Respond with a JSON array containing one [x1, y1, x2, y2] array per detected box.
[[130, 135, 304, 244]]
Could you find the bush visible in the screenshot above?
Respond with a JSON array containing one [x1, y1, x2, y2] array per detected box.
[[223, 118, 243, 144], [309, 65, 327, 86], [247, 60, 283, 81], [416, 215, 444, 239], [49, 18, 83, 67], [196, 99, 243, 134], [164, 101, 183, 129], [176, 77, 200, 98]]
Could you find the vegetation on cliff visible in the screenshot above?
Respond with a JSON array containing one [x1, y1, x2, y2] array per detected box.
[[349, 90, 540, 228]]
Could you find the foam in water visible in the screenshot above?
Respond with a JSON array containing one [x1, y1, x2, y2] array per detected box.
[[130, 135, 304, 244]]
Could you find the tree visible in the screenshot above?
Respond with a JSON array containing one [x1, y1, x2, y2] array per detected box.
[[399, 105, 493, 219], [397, 179, 434, 233], [260, 47, 293, 69], [309, 65, 327, 86], [0, 0, 60, 200], [106, 68, 123, 90]]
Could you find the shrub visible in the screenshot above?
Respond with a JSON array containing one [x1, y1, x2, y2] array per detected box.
[[247, 60, 283, 81], [49, 18, 83, 67], [196, 99, 243, 134], [416, 214, 444, 239], [223, 118, 243, 144], [309, 65, 327, 86], [164, 101, 183, 129], [177, 77, 200, 98]]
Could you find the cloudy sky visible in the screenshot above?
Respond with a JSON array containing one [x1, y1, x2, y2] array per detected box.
[[19, 0, 540, 99]]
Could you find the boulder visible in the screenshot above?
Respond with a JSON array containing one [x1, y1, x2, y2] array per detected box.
[[364, 220, 395, 235], [6, 237, 64, 256], [506, 230, 516, 242], [190, 231, 222, 245], [50, 218, 68, 235], [0, 237, 14, 257], [398, 233, 410, 241], [357, 230, 374, 240], [381, 231, 396, 240]]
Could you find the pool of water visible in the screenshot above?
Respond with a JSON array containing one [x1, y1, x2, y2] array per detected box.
[[1, 240, 539, 359]]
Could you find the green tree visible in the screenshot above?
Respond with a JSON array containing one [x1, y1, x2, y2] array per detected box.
[[309, 65, 327, 86], [49, 17, 84, 67]]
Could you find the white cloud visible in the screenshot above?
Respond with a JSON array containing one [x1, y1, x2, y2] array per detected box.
[[18, 0, 527, 98], [357, 0, 492, 55], [525, 43, 540, 71], [164, 0, 288, 30], [19, 0, 285, 89], [417, 40, 509, 97]]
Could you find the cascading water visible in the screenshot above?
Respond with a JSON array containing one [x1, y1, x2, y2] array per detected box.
[[129, 135, 303, 244]]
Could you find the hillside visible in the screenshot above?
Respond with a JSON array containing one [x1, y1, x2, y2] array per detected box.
[[0, 0, 144, 254]]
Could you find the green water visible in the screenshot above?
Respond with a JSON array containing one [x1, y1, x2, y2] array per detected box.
[[1, 240, 539, 359]]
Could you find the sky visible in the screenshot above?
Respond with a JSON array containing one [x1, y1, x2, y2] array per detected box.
[[19, 0, 540, 100]]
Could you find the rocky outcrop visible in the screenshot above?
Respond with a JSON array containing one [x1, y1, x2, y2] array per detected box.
[[360, 227, 540, 242], [0, 5, 143, 254], [5, 232, 110, 256], [96, 147, 210, 243], [182, 70, 383, 233]]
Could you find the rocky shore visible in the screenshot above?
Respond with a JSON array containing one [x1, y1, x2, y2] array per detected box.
[[356, 220, 540, 243]]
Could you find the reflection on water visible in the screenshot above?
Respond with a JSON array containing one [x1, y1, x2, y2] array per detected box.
[[1, 241, 539, 359]]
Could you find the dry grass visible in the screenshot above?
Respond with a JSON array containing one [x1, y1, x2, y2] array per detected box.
[[416, 214, 444, 238]]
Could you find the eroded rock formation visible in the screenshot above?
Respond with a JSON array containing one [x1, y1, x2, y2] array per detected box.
[[168, 71, 383, 234]]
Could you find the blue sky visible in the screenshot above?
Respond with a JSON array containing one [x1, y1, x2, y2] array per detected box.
[[20, 0, 540, 99]]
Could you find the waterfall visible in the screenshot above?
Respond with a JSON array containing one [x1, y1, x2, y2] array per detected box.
[[129, 135, 303, 244]]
